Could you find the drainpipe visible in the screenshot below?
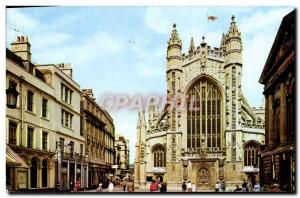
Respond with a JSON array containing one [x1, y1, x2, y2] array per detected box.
[[19, 76, 25, 146]]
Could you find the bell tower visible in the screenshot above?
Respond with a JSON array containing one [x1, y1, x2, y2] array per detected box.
[[166, 23, 183, 132], [224, 15, 243, 130], [224, 15, 243, 165]]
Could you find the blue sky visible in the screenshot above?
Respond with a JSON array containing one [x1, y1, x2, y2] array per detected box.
[[6, 6, 294, 163]]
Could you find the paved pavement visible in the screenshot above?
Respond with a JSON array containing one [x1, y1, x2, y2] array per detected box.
[[86, 186, 214, 193]]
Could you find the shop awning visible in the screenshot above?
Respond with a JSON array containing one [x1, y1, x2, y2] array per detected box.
[[241, 166, 259, 173], [6, 145, 29, 168]]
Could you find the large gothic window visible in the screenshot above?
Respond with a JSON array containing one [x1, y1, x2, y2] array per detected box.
[[152, 144, 166, 167], [243, 141, 260, 168], [187, 77, 222, 151]]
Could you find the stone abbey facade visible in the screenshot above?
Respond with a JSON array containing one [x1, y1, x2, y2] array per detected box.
[[134, 16, 265, 191]]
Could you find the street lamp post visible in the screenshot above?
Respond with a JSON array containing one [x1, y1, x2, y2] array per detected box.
[[56, 141, 71, 191], [6, 84, 19, 109]]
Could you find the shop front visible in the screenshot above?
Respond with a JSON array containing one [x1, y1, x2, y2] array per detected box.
[[6, 145, 29, 191]]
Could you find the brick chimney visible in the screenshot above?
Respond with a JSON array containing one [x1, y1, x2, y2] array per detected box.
[[82, 89, 96, 101], [57, 63, 73, 78], [11, 36, 31, 62]]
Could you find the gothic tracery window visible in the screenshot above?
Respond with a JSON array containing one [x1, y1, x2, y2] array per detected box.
[[243, 141, 260, 168], [152, 144, 166, 167], [187, 77, 223, 151]]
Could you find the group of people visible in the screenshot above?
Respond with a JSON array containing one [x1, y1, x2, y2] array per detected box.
[[96, 181, 114, 192], [182, 181, 197, 192], [149, 178, 167, 192], [240, 179, 261, 192], [217, 178, 284, 192], [214, 181, 226, 192], [122, 178, 134, 192], [96, 177, 134, 192]]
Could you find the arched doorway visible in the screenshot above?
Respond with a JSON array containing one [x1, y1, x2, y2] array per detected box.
[[197, 168, 211, 190], [42, 159, 48, 188], [30, 158, 38, 188]]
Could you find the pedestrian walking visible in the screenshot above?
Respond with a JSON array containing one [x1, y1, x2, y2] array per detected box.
[[192, 183, 196, 192], [242, 180, 248, 192], [233, 185, 241, 192], [160, 182, 167, 192], [182, 181, 187, 192], [221, 181, 226, 192], [156, 177, 161, 190], [122, 179, 126, 191], [150, 180, 158, 192], [108, 181, 114, 192], [253, 182, 261, 192], [270, 183, 281, 192], [215, 181, 220, 192], [126, 179, 134, 192], [73, 180, 80, 192], [247, 179, 253, 192], [187, 181, 192, 192], [96, 183, 103, 192]]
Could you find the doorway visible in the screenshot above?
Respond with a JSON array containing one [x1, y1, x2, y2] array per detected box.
[[30, 158, 38, 188], [197, 168, 211, 190], [42, 160, 48, 188]]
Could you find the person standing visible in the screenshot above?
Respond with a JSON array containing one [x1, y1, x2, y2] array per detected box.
[[156, 177, 161, 191], [187, 181, 192, 192], [253, 182, 261, 192], [221, 181, 226, 192], [233, 185, 241, 192], [126, 179, 134, 192], [192, 183, 196, 192], [215, 181, 220, 192], [242, 180, 248, 192], [247, 179, 253, 192], [108, 181, 114, 192], [270, 183, 281, 192], [150, 181, 158, 192], [96, 183, 103, 192], [182, 182, 187, 192], [73, 180, 80, 192], [160, 182, 167, 192], [123, 178, 128, 192]]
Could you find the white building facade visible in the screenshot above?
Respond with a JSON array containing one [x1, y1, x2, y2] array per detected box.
[[6, 36, 88, 191], [6, 36, 57, 190], [36, 63, 88, 190]]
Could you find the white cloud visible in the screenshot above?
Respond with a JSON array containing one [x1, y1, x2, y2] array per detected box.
[[6, 9, 76, 63], [240, 7, 294, 35], [90, 31, 126, 52], [31, 32, 73, 48], [144, 7, 172, 35], [135, 63, 162, 77], [28, 29, 126, 66], [49, 14, 80, 28], [241, 7, 294, 107], [6, 9, 41, 31]]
